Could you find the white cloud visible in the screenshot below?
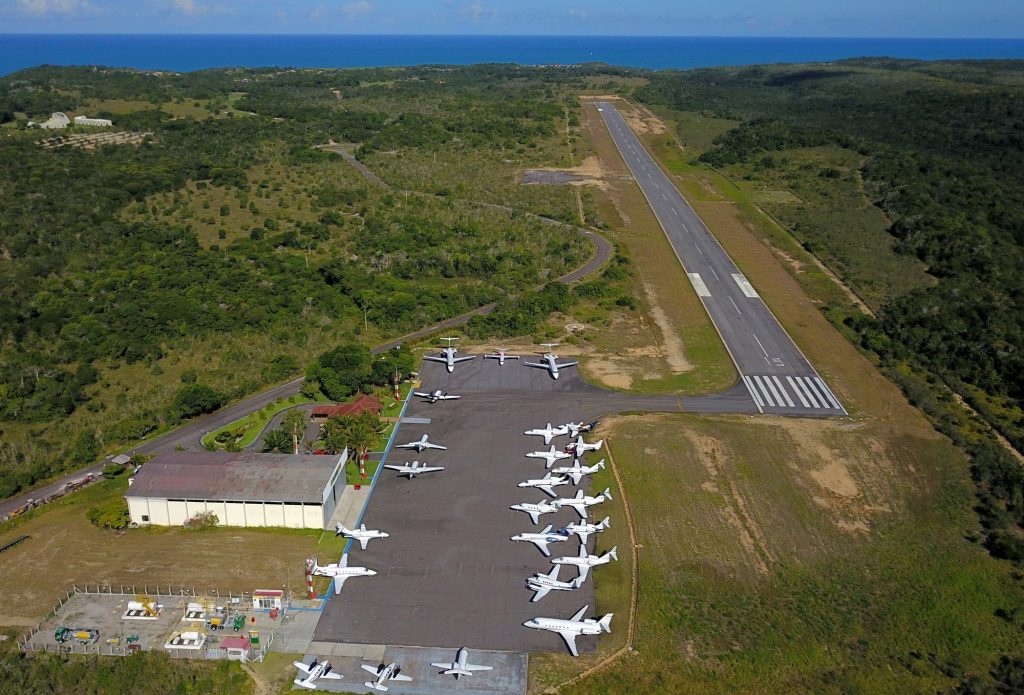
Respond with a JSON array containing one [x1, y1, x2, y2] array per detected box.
[[16, 0, 88, 16], [344, 0, 372, 22], [172, 0, 206, 16], [567, 8, 588, 19], [460, 3, 495, 21]]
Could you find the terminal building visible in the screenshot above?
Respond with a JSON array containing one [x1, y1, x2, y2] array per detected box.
[[73, 115, 113, 127], [125, 450, 347, 530]]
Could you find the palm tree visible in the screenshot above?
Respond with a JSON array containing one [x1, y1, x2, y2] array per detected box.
[[282, 408, 308, 455], [345, 411, 382, 479], [262, 428, 292, 454]]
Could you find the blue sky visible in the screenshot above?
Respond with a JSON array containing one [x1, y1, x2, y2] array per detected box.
[[1, 0, 1021, 37]]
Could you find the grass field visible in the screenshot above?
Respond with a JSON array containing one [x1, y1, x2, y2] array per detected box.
[[202, 395, 317, 449], [0, 479, 345, 628]]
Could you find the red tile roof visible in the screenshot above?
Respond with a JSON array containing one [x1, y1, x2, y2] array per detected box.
[[311, 394, 382, 418]]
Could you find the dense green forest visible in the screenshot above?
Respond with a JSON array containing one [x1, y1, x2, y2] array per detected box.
[[0, 64, 620, 496], [636, 59, 1024, 561]]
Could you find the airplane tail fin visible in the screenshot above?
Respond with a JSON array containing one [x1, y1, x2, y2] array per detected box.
[[293, 679, 316, 689], [599, 613, 614, 633], [573, 576, 586, 588], [596, 459, 606, 471], [603, 487, 612, 500], [607, 546, 618, 562], [600, 516, 611, 530], [335, 523, 348, 536], [446, 668, 471, 678]]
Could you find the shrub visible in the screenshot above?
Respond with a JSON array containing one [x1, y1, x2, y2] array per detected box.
[[183, 511, 219, 531], [86, 499, 130, 529]]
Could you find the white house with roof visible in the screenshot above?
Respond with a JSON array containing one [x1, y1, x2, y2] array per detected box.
[[74, 115, 113, 127]]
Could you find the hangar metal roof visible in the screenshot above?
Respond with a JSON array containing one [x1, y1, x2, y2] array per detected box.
[[126, 451, 345, 504]]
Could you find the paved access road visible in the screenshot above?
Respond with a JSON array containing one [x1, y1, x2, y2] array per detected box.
[[594, 101, 846, 417]]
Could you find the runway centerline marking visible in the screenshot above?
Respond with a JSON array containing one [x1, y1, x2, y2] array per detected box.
[[752, 333, 769, 359], [728, 296, 742, 315]]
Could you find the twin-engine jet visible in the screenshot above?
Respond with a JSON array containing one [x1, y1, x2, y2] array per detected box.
[[311, 555, 376, 594], [523, 343, 578, 380], [423, 337, 475, 373], [395, 434, 447, 452], [524, 422, 570, 445], [511, 524, 571, 557], [554, 487, 613, 519], [550, 545, 619, 583], [361, 662, 413, 692], [527, 565, 585, 602], [384, 460, 444, 478], [560, 516, 611, 544], [551, 458, 606, 485], [511, 498, 559, 525], [335, 523, 389, 550], [523, 604, 613, 656], [484, 347, 520, 366], [292, 659, 343, 689], [526, 444, 572, 469], [430, 647, 493, 680], [413, 389, 460, 403], [518, 473, 572, 498]]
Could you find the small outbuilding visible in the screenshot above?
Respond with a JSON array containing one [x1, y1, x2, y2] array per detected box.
[[311, 393, 382, 421], [125, 450, 347, 530]]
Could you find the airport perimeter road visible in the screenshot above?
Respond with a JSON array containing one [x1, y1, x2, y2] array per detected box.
[[594, 101, 846, 417]]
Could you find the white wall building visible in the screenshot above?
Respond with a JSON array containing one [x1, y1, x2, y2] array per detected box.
[[37, 112, 70, 129], [126, 450, 348, 530], [74, 115, 113, 127]]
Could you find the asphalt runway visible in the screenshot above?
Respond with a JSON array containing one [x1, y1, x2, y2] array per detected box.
[[593, 101, 846, 417], [313, 359, 652, 653]]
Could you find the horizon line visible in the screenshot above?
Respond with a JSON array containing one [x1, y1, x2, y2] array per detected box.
[[2, 33, 1024, 41]]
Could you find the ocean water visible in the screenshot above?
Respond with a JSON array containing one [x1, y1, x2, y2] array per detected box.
[[2, 34, 1023, 77]]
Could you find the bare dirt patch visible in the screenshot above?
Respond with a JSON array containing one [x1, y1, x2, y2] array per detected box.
[[586, 359, 634, 389], [642, 281, 693, 372]]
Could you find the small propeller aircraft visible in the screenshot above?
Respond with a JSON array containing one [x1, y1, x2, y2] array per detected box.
[[413, 389, 460, 404], [423, 337, 475, 373], [292, 659, 343, 690], [361, 662, 413, 692], [430, 647, 494, 680], [335, 523, 389, 550], [383, 460, 444, 478]]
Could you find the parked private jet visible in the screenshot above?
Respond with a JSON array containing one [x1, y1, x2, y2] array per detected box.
[[510, 499, 559, 525], [518, 473, 572, 498], [550, 545, 618, 583], [523, 605, 613, 656], [527, 565, 586, 602], [560, 516, 611, 544], [565, 420, 599, 438], [361, 662, 412, 692], [526, 444, 572, 469], [423, 337, 475, 373], [484, 347, 520, 366], [311, 555, 376, 594], [524, 422, 570, 445], [554, 487, 613, 519], [430, 647, 494, 680], [293, 659, 343, 689], [511, 524, 571, 557], [565, 436, 604, 456], [551, 458, 606, 485], [523, 343, 578, 380], [383, 460, 444, 478], [413, 389, 460, 404], [395, 434, 447, 452], [335, 523, 389, 550]]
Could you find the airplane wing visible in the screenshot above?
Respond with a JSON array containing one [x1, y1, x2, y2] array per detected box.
[[538, 484, 557, 498], [360, 665, 381, 676], [557, 630, 580, 657], [466, 663, 493, 671], [293, 662, 312, 674], [556, 361, 579, 369], [418, 466, 444, 473], [422, 356, 447, 363], [391, 674, 413, 682], [384, 464, 408, 472], [530, 585, 552, 602], [423, 442, 447, 450], [430, 661, 456, 670], [452, 356, 475, 363], [321, 672, 343, 680], [570, 605, 589, 622], [522, 361, 547, 369], [568, 471, 583, 485], [576, 565, 590, 583], [572, 504, 589, 520], [530, 539, 552, 557], [333, 576, 349, 594], [438, 394, 460, 400], [576, 529, 591, 544], [413, 391, 430, 398], [357, 537, 369, 551], [526, 510, 540, 525], [292, 679, 316, 690]]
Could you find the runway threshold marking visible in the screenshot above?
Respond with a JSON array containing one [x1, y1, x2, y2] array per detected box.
[[732, 273, 759, 298], [785, 376, 811, 408], [741, 375, 765, 412], [687, 273, 712, 297]]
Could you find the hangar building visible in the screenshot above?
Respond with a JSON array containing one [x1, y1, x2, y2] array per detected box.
[[125, 450, 347, 530]]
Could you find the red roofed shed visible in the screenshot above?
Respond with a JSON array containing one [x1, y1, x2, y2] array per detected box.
[[310, 394, 382, 421]]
